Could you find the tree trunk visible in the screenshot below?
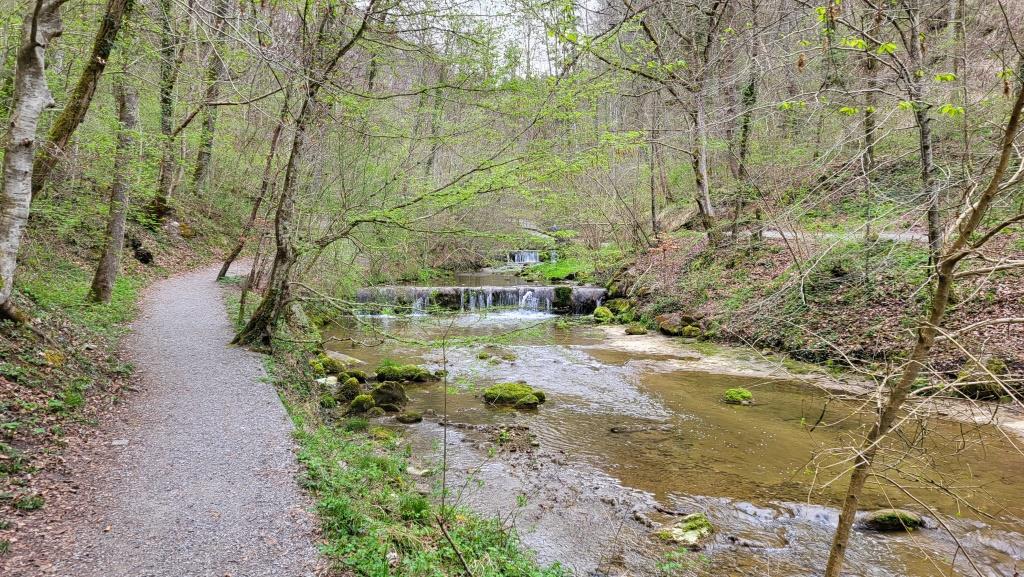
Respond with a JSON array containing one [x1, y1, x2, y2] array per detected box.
[[217, 102, 287, 280], [191, 0, 230, 194], [823, 65, 1024, 577], [89, 77, 137, 303], [31, 0, 133, 198], [906, 3, 943, 264], [0, 0, 65, 321], [148, 0, 178, 220], [691, 88, 716, 242]]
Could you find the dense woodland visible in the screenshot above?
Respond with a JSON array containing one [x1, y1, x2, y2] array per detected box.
[[1, 0, 1023, 574]]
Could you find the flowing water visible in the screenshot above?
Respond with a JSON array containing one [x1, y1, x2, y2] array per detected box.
[[326, 308, 1024, 577]]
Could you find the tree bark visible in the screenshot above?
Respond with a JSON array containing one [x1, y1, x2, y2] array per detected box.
[[217, 102, 287, 280], [906, 3, 943, 264], [148, 0, 179, 220], [31, 0, 133, 198], [233, 0, 377, 347], [823, 65, 1024, 577], [190, 0, 231, 194], [0, 0, 66, 321], [89, 77, 138, 303]]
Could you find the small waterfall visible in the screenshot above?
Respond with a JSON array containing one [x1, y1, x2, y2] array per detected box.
[[509, 250, 540, 264], [356, 285, 605, 314]]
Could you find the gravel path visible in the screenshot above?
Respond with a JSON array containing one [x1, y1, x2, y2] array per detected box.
[[53, 264, 318, 577]]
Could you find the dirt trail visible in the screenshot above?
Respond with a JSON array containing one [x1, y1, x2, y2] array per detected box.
[[41, 265, 317, 576]]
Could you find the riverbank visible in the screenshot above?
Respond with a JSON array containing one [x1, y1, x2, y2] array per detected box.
[[222, 283, 565, 576]]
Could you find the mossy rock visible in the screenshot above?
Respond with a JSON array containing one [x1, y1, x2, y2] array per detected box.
[[625, 323, 648, 335], [723, 388, 753, 405], [341, 369, 368, 383], [396, 411, 423, 424], [349, 394, 375, 413], [616, 310, 637, 323], [553, 286, 573, 311], [336, 377, 361, 402], [861, 509, 924, 532], [482, 382, 547, 408], [593, 306, 614, 323], [514, 394, 541, 409], [370, 381, 408, 409], [316, 353, 347, 375], [654, 513, 714, 548], [604, 298, 632, 315], [366, 406, 386, 418], [375, 361, 434, 382], [680, 325, 702, 338], [477, 345, 517, 362]]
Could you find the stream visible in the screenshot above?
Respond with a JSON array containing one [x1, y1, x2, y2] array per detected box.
[[326, 282, 1024, 577]]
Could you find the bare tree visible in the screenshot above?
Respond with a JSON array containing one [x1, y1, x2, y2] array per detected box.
[[824, 62, 1024, 577]]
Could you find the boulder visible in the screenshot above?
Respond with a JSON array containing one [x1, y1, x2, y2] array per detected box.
[[723, 388, 753, 405], [860, 509, 924, 532], [371, 381, 408, 409], [337, 377, 361, 402], [654, 513, 714, 549], [375, 361, 434, 382], [482, 382, 547, 408], [625, 323, 648, 335], [593, 306, 614, 323], [396, 411, 423, 424], [656, 312, 705, 336], [349, 394, 375, 413], [326, 350, 365, 366], [366, 406, 386, 418]]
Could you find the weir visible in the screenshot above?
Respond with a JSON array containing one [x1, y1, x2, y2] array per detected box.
[[356, 285, 606, 314]]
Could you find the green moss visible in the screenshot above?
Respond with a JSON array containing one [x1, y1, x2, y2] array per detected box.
[[349, 394, 375, 413], [375, 360, 433, 382], [625, 323, 648, 335], [341, 369, 368, 383], [337, 377, 361, 402], [514, 394, 541, 409], [482, 382, 547, 407], [723, 387, 753, 404], [366, 406, 386, 418], [604, 298, 632, 315], [655, 512, 714, 546], [680, 325, 702, 338], [862, 509, 924, 531], [396, 411, 423, 424], [593, 306, 614, 323]]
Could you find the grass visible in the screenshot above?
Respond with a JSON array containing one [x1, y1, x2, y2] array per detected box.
[[294, 416, 563, 576], [16, 258, 143, 339]]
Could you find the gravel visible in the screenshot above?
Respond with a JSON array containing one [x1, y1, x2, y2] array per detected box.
[[52, 264, 319, 577]]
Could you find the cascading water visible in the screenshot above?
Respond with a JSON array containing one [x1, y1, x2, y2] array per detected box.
[[356, 285, 605, 314], [509, 250, 540, 264]]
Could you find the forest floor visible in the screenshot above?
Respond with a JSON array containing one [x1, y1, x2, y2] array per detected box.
[[1, 264, 320, 576]]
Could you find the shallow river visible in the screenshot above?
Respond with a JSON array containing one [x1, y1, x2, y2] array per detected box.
[[327, 310, 1024, 577]]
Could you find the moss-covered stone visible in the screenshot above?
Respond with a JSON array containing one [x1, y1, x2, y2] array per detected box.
[[349, 394, 375, 413], [396, 411, 423, 424], [375, 361, 434, 382], [654, 513, 714, 548], [316, 353, 347, 375], [723, 387, 753, 405], [341, 369, 368, 383], [593, 306, 614, 323], [370, 381, 408, 409], [680, 325, 702, 338], [366, 406, 386, 418], [861, 509, 924, 532], [604, 298, 632, 315], [514, 394, 541, 409], [625, 323, 648, 335], [553, 286, 573, 312], [482, 382, 547, 408], [337, 377, 361, 402], [477, 345, 517, 362]]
